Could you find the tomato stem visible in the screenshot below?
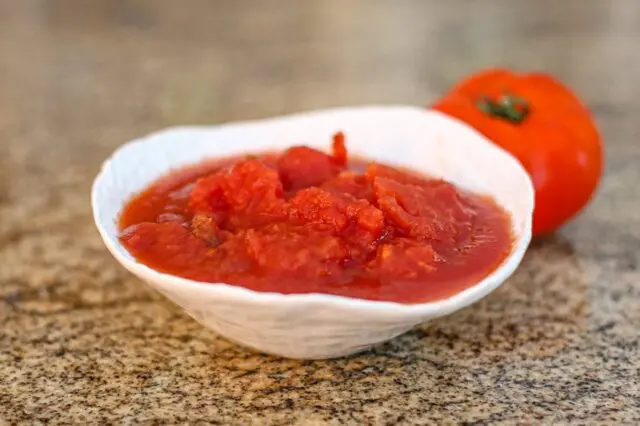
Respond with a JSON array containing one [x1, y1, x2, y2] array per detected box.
[[477, 94, 529, 123]]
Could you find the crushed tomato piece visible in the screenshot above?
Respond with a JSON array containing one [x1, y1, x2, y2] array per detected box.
[[332, 131, 348, 167], [119, 132, 513, 304], [277, 147, 339, 191]]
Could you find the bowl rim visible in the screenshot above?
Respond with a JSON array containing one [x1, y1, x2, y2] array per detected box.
[[91, 105, 534, 321]]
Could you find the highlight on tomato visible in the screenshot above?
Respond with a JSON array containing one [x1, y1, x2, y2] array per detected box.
[[432, 68, 603, 236]]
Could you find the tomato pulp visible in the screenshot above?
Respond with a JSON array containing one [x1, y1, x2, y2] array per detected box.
[[119, 133, 513, 304]]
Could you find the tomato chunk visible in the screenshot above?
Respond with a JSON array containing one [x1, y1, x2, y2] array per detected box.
[[243, 227, 348, 278], [372, 177, 474, 243], [289, 187, 350, 232], [322, 171, 374, 201], [189, 159, 287, 229], [369, 239, 440, 279], [277, 146, 341, 191], [332, 131, 348, 167]]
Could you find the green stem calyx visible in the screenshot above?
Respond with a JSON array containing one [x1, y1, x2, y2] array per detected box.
[[477, 94, 530, 124]]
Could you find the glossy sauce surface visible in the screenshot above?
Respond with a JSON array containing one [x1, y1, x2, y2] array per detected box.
[[119, 133, 513, 303]]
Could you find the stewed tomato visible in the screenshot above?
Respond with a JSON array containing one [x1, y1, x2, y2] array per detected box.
[[119, 133, 513, 304]]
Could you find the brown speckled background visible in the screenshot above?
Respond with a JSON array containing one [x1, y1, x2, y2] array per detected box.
[[1, 0, 639, 424]]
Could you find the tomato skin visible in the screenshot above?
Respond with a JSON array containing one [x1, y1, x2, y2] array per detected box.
[[432, 69, 603, 236]]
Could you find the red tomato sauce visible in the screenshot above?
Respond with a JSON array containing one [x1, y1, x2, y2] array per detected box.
[[119, 133, 513, 304]]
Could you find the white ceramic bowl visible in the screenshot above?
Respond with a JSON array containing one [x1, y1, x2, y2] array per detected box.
[[92, 106, 534, 359]]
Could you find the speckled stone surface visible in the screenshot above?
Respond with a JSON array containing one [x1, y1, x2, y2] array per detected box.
[[1, 0, 639, 424]]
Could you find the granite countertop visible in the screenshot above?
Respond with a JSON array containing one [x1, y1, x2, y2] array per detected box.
[[1, 1, 639, 424]]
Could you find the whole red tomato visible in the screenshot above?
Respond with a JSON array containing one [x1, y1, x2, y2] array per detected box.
[[432, 69, 603, 236]]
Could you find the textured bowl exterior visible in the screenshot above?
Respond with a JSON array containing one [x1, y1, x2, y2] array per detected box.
[[92, 106, 534, 359]]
